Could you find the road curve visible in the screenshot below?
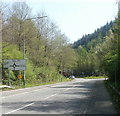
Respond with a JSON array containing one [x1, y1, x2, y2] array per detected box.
[[1, 78, 117, 114]]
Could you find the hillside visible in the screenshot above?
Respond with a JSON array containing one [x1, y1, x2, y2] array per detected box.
[[73, 20, 118, 78], [73, 21, 114, 49]]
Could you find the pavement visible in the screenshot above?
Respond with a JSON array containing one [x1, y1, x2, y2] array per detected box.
[[1, 78, 117, 115]]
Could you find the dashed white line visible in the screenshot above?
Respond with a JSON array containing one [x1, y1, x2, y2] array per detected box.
[[5, 102, 34, 114], [44, 93, 57, 100]]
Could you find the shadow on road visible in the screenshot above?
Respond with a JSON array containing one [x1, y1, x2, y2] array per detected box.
[[2, 79, 117, 114]]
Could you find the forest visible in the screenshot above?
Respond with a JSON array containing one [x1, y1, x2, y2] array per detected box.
[[0, 2, 120, 89]]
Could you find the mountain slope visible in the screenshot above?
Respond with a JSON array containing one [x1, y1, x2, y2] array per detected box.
[[73, 21, 114, 49]]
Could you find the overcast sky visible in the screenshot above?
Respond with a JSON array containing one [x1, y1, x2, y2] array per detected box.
[[6, 0, 118, 43]]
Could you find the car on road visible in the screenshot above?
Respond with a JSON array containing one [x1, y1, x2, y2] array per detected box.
[[69, 75, 75, 79]]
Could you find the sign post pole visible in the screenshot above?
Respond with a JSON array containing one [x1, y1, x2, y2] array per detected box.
[[23, 70, 26, 87], [19, 71, 21, 87], [19, 78, 21, 87], [18, 72, 23, 87], [8, 70, 10, 86]]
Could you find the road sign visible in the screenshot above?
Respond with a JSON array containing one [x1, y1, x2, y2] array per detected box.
[[3, 59, 26, 70], [18, 74, 22, 79]]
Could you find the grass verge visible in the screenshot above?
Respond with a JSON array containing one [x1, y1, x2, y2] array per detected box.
[[77, 76, 106, 79], [1, 78, 73, 91], [104, 80, 120, 114], [84, 76, 105, 79]]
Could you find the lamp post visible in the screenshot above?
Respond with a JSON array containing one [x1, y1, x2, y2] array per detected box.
[[23, 16, 47, 87], [0, 12, 2, 87]]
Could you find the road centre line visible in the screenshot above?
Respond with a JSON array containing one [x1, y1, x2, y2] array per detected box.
[[4, 102, 34, 114], [44, 93, 58, 100]]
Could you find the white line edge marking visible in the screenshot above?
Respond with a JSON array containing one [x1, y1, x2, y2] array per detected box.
[[5, 102, 34, 114]]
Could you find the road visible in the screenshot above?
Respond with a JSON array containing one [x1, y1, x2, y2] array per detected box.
[[1, 78, 117, 115]]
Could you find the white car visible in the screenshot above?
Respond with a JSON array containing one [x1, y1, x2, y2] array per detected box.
[[69, 75, 75, 79]]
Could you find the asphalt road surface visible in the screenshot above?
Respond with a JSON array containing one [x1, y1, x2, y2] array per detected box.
[[1, 78, 117, 115]]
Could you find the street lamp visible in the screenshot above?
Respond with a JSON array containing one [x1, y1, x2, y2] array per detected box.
[[0, 12, 2, 87], [23, 16, 47, 87]]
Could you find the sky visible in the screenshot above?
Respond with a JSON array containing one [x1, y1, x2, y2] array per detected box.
[[4, 0, 118, 43]]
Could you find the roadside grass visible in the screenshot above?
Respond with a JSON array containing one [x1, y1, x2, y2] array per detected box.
[[1, 87, 14, 91], [84, 76, 105, 79], [104, 80, 120, 114], [25, 78, 72, 88], [77, 76, 106, 79]]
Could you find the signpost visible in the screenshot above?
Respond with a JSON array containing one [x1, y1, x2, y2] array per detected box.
[[3, 59, 26, 87]]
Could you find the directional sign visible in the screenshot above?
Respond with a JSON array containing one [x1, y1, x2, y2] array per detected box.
[[3, 59, 26, 70]]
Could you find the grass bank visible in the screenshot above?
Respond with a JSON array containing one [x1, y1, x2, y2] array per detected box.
[[1, 78, 73, 91], [76, 76, 106, 79]]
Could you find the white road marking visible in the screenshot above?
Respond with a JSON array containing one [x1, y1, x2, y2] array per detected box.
[[5, 102, 34, 114], [44, 93, 57, 100]]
